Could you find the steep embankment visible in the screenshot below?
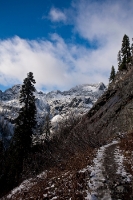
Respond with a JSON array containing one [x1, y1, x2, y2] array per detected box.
[[73, 67, 133, 146]]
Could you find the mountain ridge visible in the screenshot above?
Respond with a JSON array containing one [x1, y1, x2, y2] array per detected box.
[[0, 82, 106, 145]]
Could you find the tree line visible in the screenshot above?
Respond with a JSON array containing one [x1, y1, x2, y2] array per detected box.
[[109, 34, 133, 82]]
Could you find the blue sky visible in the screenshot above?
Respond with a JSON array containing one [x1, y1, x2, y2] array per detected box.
[[0, 0, 133, 92], [0, 0, 71, 40]]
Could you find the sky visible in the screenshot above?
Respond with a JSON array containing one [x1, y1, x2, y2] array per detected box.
[[0, 0, 133, 92]]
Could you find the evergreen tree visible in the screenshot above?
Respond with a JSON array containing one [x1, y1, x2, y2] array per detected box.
[[117, 50, 122, 70], [131, 43, 133, 57], [43, 114, 51, 151], [0, 140, 5, 195], [109, 66, 115, 82], [119, 34, 131, 70], [44, 114, 51, 141], [5, 72, 37, 184], [0, 140, 4, 173], [13, 72, 37, 155]]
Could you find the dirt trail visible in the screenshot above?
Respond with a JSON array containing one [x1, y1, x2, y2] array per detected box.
[[103, 143, 132, 200], [2, 142, 133, 200], [87, 142, 132, 200], [85, 141, 133, 200]]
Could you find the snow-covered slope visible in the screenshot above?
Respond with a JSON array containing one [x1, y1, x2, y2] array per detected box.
[[46, 82, 106, 117], [0, 82, 106, 143]]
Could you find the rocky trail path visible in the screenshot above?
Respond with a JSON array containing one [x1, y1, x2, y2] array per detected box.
[[86, 141, 133, 200], [104, 144, 132, 199]]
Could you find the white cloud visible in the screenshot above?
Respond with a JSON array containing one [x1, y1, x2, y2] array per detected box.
[[49, 8, 66, 22], [0, 35, 110, 92], [69, 0, 133, 76], [72, 0, 133, 42], [0, 0, 133, 92]]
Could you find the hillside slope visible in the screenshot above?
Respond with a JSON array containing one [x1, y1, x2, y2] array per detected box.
[[75, 67, 133, 144], [2, 140, 132, 199]]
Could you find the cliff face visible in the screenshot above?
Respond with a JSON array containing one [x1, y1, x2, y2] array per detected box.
[[76, 66, 133, 145]]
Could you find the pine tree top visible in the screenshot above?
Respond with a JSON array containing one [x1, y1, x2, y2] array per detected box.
[[109, 66, 115, 82]]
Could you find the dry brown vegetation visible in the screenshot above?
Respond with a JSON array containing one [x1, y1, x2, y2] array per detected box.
[[119, 131, 133, 176], [1, 111, 98, 200], [4, 146, 95, 200]]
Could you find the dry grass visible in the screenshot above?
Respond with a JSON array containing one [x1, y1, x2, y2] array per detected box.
[[4, 146, 95, 200], [119, 131, 133, 176]]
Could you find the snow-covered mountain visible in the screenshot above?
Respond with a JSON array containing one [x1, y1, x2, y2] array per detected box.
[[0, 82, 106, 144]]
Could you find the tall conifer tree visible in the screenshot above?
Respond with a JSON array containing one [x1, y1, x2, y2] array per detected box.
[[2, 72, 37, 188], [131, 43, 133, 57], [109, 66, 115, 82], [117, 50, 122, 70], [119, 34, 131, 70], [13, 72, 36, 154]]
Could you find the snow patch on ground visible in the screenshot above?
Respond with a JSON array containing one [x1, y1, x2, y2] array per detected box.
[[85, 141, 118, 200], [6, 171, 47, 199], [114, 147, 132, 182], [51, 114, 62, 123], [6, 178, 33, 199]]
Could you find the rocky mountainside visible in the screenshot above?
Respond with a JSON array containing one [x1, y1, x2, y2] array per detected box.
[[76, 66, 133, 144], [0, 82, 106, 144]]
